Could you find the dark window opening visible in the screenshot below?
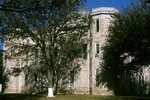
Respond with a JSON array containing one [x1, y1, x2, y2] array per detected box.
[[70, 71, 74, 86], [25, 74, 28, 86], [96, 19, 99, 32], [96, 44, 99, 54], [82, 44, 87, 59], [34, 74, 37, 82]]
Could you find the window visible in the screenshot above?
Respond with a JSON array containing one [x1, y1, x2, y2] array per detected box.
[[25, 74, 28, 86], [70, 71, 74, 86], [34, 74, 37, 82], [95, 43, 99, 57], [96, 44, 99, 54], [25, 54, 28, 64], [82, 44, 87, 59], [96, 19, 99, 32]]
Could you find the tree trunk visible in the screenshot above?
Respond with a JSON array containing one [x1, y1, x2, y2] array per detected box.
[[54, 78, 58, 95], [54, 71, 59, 95], [47, 69, 55, 97]]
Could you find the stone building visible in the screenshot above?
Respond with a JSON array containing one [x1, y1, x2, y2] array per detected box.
[[72, 7, 117, 95], [1, 7, 118, 94]]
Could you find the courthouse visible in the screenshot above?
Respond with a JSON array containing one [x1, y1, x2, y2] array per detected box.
[[2, 7, 118, 95]]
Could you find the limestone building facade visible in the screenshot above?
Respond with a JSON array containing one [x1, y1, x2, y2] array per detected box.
[[2, 7, 118, 94], [72, 7, 117, 95]]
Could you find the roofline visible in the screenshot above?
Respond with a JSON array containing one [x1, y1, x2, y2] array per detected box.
[[90, 7, 119, 16]]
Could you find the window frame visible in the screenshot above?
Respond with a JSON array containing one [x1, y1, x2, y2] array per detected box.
[[96, 43, 99, 54], [96, 19, 99, 32]]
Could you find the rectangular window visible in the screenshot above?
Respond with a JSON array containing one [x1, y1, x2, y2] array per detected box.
[[96, 19, 99, 32], [96, 44, 99, 54], [25, 54, 28, 65], [34, 74, 37, 82], [82, 44, 87, 59], [25, 74, 28, 86], [70, 71, 74, 86]]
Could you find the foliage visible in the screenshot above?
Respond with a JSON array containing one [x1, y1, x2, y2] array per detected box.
[[1, 0, 89, 94], [0, 0, 86, 12], [96, 0, 150, 95], [1, 68, 10, 93], [0, 51, 10, 92]]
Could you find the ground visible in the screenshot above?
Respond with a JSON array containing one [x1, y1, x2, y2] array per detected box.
[[0, 94, 150, 100]]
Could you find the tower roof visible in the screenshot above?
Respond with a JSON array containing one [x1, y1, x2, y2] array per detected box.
[[91, 7, 118, 16]]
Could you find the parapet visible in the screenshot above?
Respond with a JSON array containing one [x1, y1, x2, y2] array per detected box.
[[91, 7, 119, 16]]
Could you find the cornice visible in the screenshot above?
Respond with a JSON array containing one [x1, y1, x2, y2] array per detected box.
[[91, 7, 119, 16]]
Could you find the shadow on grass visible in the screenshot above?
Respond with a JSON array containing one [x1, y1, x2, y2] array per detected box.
[[0, 93, 43, 100], [1, 94, 150, 100]]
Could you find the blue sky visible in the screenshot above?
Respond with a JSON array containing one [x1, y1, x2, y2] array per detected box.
[[86, 0, 135, 11]]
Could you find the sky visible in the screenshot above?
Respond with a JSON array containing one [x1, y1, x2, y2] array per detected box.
[[86, 0, 135, 11]]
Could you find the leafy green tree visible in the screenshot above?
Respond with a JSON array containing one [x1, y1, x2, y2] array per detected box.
[[96, 0, 150, 95], [0, 0, 69, 12], [0, 50, 10, 93], [2, 0, 88, 96]]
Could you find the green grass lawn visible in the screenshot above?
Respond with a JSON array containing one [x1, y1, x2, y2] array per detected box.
[[0, 94, 150, 100]]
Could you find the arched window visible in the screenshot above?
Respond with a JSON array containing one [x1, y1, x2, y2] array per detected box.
[[96, 19, 99, 32]]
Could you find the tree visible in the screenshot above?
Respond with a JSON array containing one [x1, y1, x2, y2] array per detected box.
[[0, 50, 10, 93], [2, 0, 89, 97], [0, 0, 64, 12], [96, 0, 150, 95]]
